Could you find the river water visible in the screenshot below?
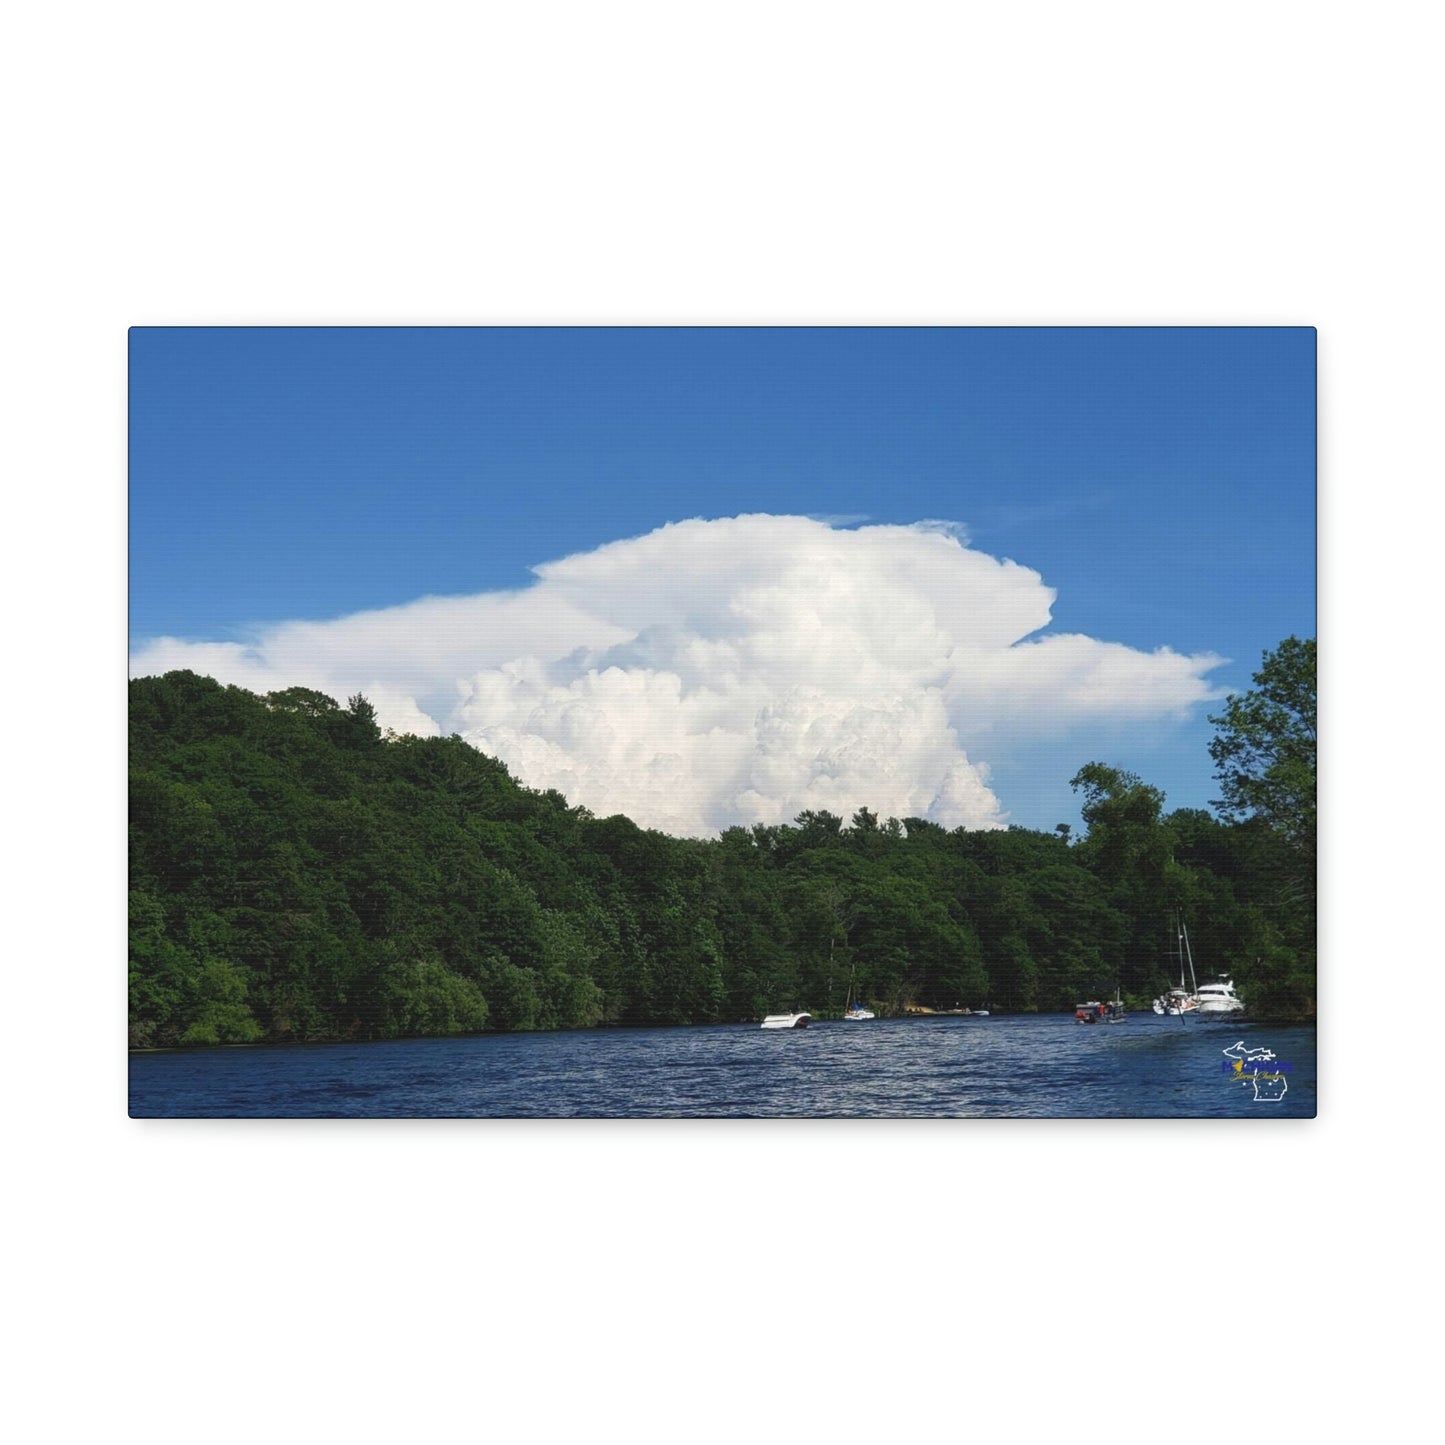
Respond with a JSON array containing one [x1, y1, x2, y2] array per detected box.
[[129, 1012, 1316, 1118]]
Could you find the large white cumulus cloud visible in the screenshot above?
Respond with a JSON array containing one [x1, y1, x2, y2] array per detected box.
[[130, 515, 1224, 835]]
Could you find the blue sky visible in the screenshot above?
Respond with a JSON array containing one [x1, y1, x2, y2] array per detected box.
[[130, 327, 1315, 834]]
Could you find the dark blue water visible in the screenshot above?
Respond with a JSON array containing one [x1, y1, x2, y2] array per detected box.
[[129, 1013, 1316, 1118]]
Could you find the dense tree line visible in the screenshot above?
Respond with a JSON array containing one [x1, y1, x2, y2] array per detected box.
[[129, 641, 1315, 1047]]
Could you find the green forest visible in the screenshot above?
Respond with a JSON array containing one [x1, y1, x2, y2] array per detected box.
[[129, 639, 1316, 1047]]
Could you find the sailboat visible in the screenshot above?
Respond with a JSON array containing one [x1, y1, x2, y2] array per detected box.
[[843, 958, 875, 1020], [1152, 914, 1199, 1016]]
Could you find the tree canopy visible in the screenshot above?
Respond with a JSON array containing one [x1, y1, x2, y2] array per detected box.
[[1208, 636, 1316, 858], [130, 658, 1317, 1047]]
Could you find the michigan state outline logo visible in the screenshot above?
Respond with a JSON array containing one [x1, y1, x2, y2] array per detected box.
[[1220, 1041, 1291, 1102]]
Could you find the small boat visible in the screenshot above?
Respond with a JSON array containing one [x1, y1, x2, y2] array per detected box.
[[761, 1011, 812, 1030], [1194, 978, 1245, 1015], [1077, 985, 1126, 1024]]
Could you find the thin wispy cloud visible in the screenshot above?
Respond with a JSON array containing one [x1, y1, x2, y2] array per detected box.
[[968, 490, 1118, 535], [130, 514, 1225, 836]]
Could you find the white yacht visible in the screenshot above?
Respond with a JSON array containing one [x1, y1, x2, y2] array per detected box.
[[1194, 978, 1245, 1015]]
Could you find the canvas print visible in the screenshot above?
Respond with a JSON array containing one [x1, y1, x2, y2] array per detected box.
[[128, 326, 1316, 1117]]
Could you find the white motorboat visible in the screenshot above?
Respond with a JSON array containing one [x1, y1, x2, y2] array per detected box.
[[1194, 978, 1245, 1014], [761, 1011, 812, 1030]]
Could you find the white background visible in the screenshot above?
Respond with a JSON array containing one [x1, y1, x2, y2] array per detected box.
[[4, 3, 1434, 1441]]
